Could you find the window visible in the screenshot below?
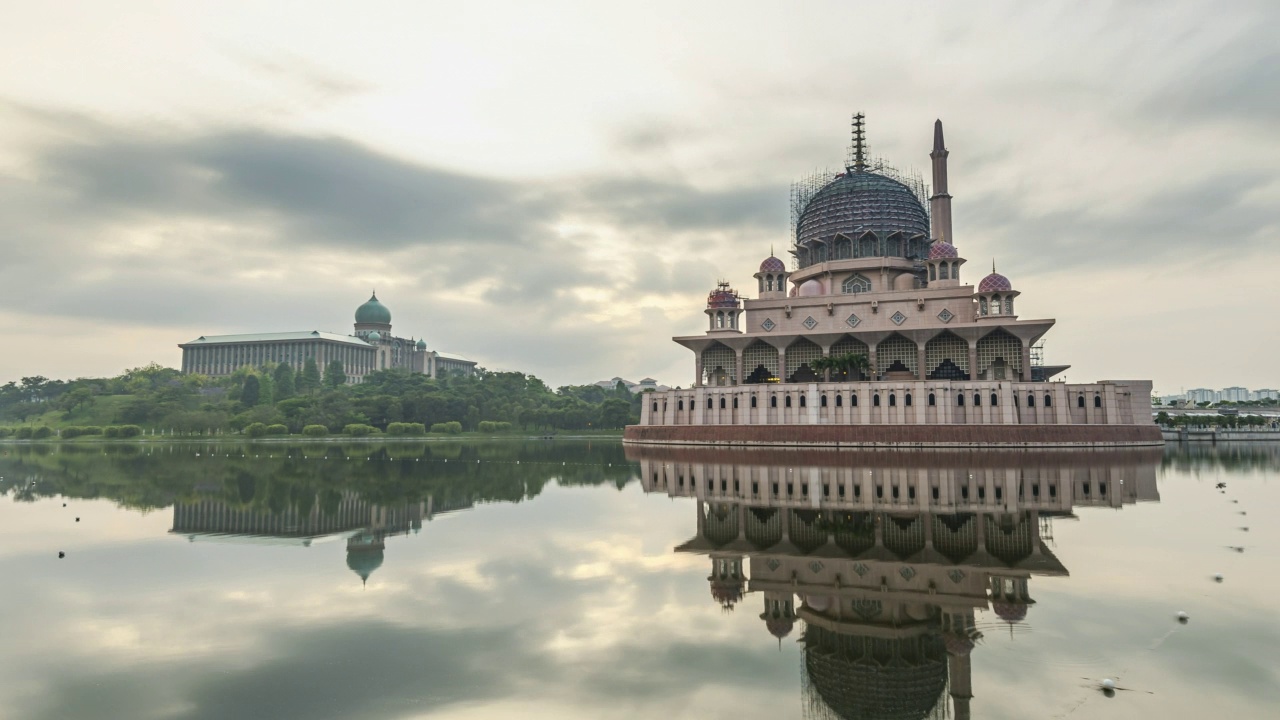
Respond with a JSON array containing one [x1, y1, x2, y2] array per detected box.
[[991, 295, 1002, 314], [851, 394, 859, 407], [1045, 394, 1052, 407], [1005, 297, 1014, 315], [1027, 393, 1035, 408], [799, 395, 807, 408], [719, 397, 726, 409], [652, 402, 657, 412], [940, 262, 949, 280], [732, 397, 739, 409], [751, 396, 758, 408], [1078, 395, 1085, 408], [928, 393, 936, 406], [842, 273, 872, 294], [905, 393, 913, 406], [770, 396, 777, 408], [874, 393, 881, 407], [974, 393, 982, 406], [957, 393, 965, 406], [707, 398, 713, 409], [785, 395, 792, 408], [929, 264, 937, 281], [979, 298, 988, 315], [820, 395, 828, 407], [991, 393, 998, 406], [678, 400, 684, 411], [766, 275, 774, 292], [1094, 395, 1102, 408], [835, 394, 843, 407], [889, 393, 896, 407]]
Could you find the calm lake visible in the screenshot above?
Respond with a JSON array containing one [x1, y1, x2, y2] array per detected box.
[[1, 440, 1277, 720]]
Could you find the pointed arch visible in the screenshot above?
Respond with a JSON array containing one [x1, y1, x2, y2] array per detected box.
[[884, 231, 904, 258], [786, 338, 822, 383], [701, 342, 735, 386], [842, 273, 872, 294], [876, 333, 918, 379], [855, 231, 878, 258], [743, 341, 779, 384], [976, 329, 1022, 381], [833, 233, 852, 260], [830, 336, 870, 381], [925, 331, 970, 380]]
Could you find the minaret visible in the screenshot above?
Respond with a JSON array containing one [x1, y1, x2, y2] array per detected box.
[[930, 119, 953, 244]]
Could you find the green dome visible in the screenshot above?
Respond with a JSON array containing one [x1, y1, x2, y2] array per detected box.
[[416, 339, 427, 350], [367, 331, 382, 342], [355, 292, 391, 325]]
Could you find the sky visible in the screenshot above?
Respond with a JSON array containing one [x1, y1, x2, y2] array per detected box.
[[1, 0, 1276, 393]]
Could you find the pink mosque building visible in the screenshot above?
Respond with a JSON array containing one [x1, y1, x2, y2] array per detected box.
[[625, 116, 1159, 447]]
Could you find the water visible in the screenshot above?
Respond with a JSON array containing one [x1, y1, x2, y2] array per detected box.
[[1, 440, 1277, 720]]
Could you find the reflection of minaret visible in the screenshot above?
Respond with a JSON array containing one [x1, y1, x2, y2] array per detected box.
[[760, 590, 796, 648], [346, 532, 385, 588], [708, 554, 745, 611]]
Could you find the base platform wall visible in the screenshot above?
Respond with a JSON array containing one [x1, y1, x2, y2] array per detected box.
[[623, 423, 1164, 448]]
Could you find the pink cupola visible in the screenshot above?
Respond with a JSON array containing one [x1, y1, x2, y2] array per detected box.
[[975, 260, 1018, 319], [926, 233, 966, 287], [755, 250, 790, 299], [705, 281, 743, 332]]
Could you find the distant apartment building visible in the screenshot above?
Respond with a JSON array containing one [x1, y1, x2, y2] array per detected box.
[[1185, 388, 1219, 404], [1220, 386, 1250, 402], [1255, 389, 1279, 401]]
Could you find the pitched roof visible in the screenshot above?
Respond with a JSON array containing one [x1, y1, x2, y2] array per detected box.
[[180, 331, 373, 348]]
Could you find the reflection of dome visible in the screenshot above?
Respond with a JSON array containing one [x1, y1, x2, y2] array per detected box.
[[944, 634, 975, 656], [928, 241, 958, 259], [710, 582, 744, 609], [346, 548, 384, 585], [993, 601, 1028, 623], [355, 292, 392, 325], [804, 595, 832, 612], [798, 279, 824, 297], [796, 171, 931, 251], [760, 255, 787, 273], [978, 273, 1012, 293], [803, 626, 948, 720], [765, 615, 795, 639]]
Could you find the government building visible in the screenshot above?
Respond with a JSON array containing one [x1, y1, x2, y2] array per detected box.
[[626, 115, 1159, 447], [179, 293, 477, 383]]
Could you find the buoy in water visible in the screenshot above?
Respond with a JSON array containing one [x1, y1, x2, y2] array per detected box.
[[1214, 574, 1224, 582], [1177, 611, 1189, 623], [1101, 678, 1115, 691]]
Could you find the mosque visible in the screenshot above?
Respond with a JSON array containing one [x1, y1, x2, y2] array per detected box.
[[625, 115, 1159, 447], [631, 443, 1161, 720], [178, 293, 477, 383]]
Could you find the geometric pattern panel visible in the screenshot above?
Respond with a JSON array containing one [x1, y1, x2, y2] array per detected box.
[[786, 339, 823, 383], [761, 318, 776, 331], [743, 341, 779, 384], [891, 310, 907, 326], [937, 308, 954, 323], [976, 329, 1022, 381], [702, 344, 736, 385], [803, 316, 818, 330], [876, 334, 918, 377], [830, 337, 870, 381], [925, 332, 969, 380]]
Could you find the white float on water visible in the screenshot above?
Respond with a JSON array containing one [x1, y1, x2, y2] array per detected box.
[[1214, 574, 1224, 582], [1177, 611, 1189, 622], [1101, 678, 1116, 691]]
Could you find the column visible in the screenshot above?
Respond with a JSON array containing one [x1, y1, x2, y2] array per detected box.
[[778, 348, 787, 384], [1020, 342, 1032, 382], [868, 343, 878, 381], [735, 348, 744, 386], [917, 344, 928, 381], [694, 355, 703, 388], [968, 342, 979, 382]]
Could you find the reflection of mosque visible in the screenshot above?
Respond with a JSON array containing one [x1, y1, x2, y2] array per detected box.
[[170, 493, 473, 585], [631, 446, 1160, 720]]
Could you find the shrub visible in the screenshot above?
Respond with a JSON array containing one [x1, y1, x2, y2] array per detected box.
[[15, 427, 36, 439], [0, 427, 12, 438], [302, 424, 328, 437], [265, 424, 289, 436], [430, 421, 463, 435], [103, 426, 120, 438], [478, 421, 513, 433], [244, 422, 269, 438], [61, 426, 104, 439], [117, 425, 143, 438], [386, 422, 427, 436], [31, 426, 55, 439], [343, 423, 379, 437]]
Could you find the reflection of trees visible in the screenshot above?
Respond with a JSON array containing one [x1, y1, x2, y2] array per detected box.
[[1162, 442, 1280, 472], [0, 441, 639, 513]]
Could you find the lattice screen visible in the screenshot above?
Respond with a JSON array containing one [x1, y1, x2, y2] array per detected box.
[[976, 330, 1022, 380], [702, 345, 736, 385], [786, 339, 823, 382], [830, 336, 869, 380], [876, 334, 917, 376], [743, 342, 779, 383], [925, 333, 969, 378]]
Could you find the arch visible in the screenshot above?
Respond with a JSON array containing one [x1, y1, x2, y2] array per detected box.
[[925, 331, 969, 380], [799, 395, 807, 408], [991, 392, 999, 406], [678, 399, 684, 411], [976, 329, 1022, 381], [1027, 393, 1035, 408], [928, 392, 936, 406], [1044, 394, 1053, 407], [929, 264, 937, 281], [707, 397, 713, 409], [888, 393, 896, 407], [751, 396, 758, 408], [957, 393, 965, 406], [876, 334, 918, 379], [820, 394, 828, 407], [833, 233, 852, 260], [830, 337, 870, 381], [905, 392, 913, 406], [855, 231, 878, 258], [1005, 296, 1014, 315], [786, 338, 823, 383], [939, 262, 949, 280], [1077, 395, 1085, 408], [702, 343, 735, 386], [873, 393, 881, 407], [973, 393, 981, 406], [652, 401, 658, 412], [785, 395, 793, 408], [979, 297, 988, 315], [842, 273, 872, 294], [743, 341, 779, 384], [719, 397, 726, 409], [732, 397, 739, 409], [990, 294, 1002, 314], [770, 395, 778, 408], [835, 394, 843, 407], [884, 231, 904, 258], [1094, 394, 1102, 408], [766, 275, 774, 292]]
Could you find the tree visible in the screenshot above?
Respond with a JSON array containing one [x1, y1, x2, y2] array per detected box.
[[324, 360, 347, 388], [599, 398, 632, 428], [240, 375, 261, 407], [298, 358, 322, 394], [273, 363, 296, 400]]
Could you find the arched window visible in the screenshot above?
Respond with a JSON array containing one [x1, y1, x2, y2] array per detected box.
[[1077, 395, 1085, 408], [719, 397, 726, 409], [770, 396, 777, 408], [707, 398, 713, 409], [1027, 393, 1035, 407], [991, 392, 998, 406], [1045, 394, 1052, 407], [842, 273, 872, 294], [990, 295, 1002, 314], [928, 392, 936, 406], [820, 394, 828, 407], [1094, 395, 1102, 408], [851, 393, 859, 407], [799, 395, 807, 408], [979, 298, 989, 315], [716, 312, 724, 328], [678, 400, 684, 411], [905, 393, 913, 406], [652, 402, 658, 412], [1005, 297, 1014, 315], [785, 395, 792, 408], [929, 264, 937, 281], [940, 262, 949, 280], [889, 393, 897, 407], [835, 394, 843, 407], [957, 394, 965, 406], [729, 313, 736, 328], [766, 275, 774, 292], [732, 397, 738, 409], [974, 393, 982, 406], [751, 396, 758, 408], [873, 393, 881, 407]]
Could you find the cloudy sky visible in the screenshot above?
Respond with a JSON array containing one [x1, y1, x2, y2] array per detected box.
[[1, 0, 1276, 393]]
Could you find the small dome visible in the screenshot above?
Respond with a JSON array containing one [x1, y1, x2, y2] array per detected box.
[[928, 240, 958, 259], [707, 282, 742, 308], [416, 339, 427, 350], [710, 581, 744, 609], [993, 601, 1028, 623], [978, 272, 1012, 293], [355, 292, 392, 325], [765, 615, 795, 639], [346, 548, 384, 583], [797, 279, 824, 297], [760, 255, 787, 273], [367, 331, 382, 342], [804, 594, 832, 612]]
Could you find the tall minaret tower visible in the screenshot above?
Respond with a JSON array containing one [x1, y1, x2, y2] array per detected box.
[[930, 119, 953, 243]]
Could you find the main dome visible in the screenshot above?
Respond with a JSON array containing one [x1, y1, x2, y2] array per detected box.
[[795, 170, 931, 265], [355, 293, 391, 325]]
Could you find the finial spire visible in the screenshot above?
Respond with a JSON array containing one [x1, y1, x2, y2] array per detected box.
[[850, 112, 867, 172], [932, 119, 946, 156], [993, 259, 996, 273]]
